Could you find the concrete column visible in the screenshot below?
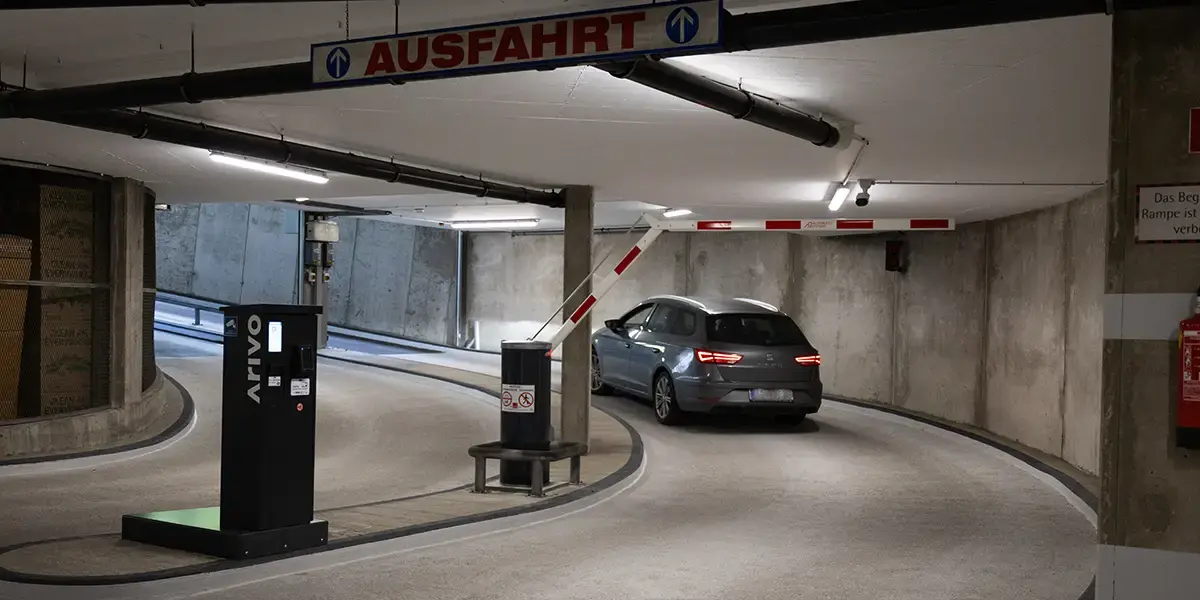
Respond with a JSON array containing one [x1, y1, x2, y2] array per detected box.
[[110, 178, 145, 409], [561, 185, 593, 446], [1100, 7, 1200, 598]]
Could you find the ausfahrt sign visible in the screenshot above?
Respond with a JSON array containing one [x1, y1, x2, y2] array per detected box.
[[1137, 184, 1200, 241], [311, 0, 723, 86]]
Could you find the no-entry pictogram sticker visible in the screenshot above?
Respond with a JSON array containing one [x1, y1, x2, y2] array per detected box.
[[501, 384, 536, 413]]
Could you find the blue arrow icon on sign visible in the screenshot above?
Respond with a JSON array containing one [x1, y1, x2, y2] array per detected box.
[[666, 6, 700, 44], [326, 47, 351, 80]]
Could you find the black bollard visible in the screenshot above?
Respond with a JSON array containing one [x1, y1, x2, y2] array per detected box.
[[499, 340, 552, 487]]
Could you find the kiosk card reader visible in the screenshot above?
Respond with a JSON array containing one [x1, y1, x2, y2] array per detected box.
[[122, 304, 328, 560]]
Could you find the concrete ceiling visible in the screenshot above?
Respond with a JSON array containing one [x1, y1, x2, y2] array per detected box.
[[0, 1, 1109, 229]]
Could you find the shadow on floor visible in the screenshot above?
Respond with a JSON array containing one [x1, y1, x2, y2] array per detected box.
[[598, 392, 821, 435]]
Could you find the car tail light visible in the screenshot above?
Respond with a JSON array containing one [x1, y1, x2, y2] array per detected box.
[[794, 355, 822, 366], [695, 349, 743, 364]]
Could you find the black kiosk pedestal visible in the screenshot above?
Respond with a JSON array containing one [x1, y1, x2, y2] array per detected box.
[[122, 304, 328, 560]]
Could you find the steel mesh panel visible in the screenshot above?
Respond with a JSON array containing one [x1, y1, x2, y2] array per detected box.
[[0, 165, 113, 420]]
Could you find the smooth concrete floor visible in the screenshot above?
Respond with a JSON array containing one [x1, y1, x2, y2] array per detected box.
[[158, 397, 1093, 600], [1, 331, 1095, 599], [0, 331, 497, 548]]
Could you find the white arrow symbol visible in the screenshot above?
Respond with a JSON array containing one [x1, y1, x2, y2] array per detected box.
[[329, 48, 349, 76], [670, 9, 696, 41]]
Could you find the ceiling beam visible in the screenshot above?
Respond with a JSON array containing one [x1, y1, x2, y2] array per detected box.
[[34, 107, 564, 207], [0, 0, 1154, 119], [0, 0, 369, 7]]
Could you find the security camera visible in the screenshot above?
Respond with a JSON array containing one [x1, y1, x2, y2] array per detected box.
[[855, 179, 876, 207]]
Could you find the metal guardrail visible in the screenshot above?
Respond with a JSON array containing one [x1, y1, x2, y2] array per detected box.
[[155, 291, 224, 327]]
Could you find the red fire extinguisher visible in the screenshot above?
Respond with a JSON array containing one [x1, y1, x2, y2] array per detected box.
[[1178, 288, 1200, 449]]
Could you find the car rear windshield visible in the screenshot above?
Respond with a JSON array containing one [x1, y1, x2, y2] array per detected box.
[[706, 313, 810, 347]]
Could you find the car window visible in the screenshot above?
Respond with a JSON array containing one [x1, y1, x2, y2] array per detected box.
[[619, 304, 655, 330], [706, 313, 809, 346], [671, 309, 698, 336], [645, 304, 675, 333], [647, 305, 696, 336]]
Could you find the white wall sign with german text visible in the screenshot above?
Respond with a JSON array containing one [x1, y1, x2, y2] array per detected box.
[[1138, 185, 1200, 241]]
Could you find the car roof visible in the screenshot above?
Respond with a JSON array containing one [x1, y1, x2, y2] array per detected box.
[[642, 295, 783, 315]]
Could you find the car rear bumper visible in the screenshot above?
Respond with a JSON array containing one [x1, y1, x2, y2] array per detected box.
[[675, 381, 823, 415]]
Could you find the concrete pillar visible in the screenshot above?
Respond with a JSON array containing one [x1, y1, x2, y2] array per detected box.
[[561, 185, 593, 446], [1100, 7, 1200, 598], [110, 178, 144, 409]]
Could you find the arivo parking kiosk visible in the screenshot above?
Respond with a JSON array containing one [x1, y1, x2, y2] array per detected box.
[[122, 304, 327, 559]]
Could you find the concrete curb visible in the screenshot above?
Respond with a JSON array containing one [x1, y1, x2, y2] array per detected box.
[[0, 370, 196, 467], [0, 350, 645, 587]]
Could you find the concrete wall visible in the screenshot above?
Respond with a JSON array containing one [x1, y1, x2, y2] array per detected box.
[[156, 206, 459, 345], [464, 231, 786, 346], [156, 203, 298, 305], [327, 218, 459, 344], [464, 190, 1106, 474]]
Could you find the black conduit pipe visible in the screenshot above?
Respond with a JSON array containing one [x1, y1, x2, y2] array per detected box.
[[0, 0, 1169, 120], [723, 0, 1187, 51], [594, 59, 839, 148], [38, 109, 564, 207]]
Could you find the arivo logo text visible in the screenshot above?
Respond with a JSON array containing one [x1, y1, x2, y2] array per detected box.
[[247, 315, 262, 403]]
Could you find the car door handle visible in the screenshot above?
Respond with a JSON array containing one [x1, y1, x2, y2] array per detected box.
[[624, 343, 631, 348]]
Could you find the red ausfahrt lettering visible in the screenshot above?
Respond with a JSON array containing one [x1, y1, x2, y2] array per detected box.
[[467, 29, 496, 65], [431, 33, 465, 69], [531, 21, 568, 58], [396, 37, 428, 72], [572, 16, 610, 54], [610, 12, 646, 50], [364, 41, 397, 76], [494, 26, 530, 62]]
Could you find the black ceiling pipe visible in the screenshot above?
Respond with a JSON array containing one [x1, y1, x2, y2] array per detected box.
[[0, 0, 1160, 119], [37, 109, 564, 206], [594, 59, 838, 147], [0, 0, 367, 7], [721, 0, 1132, 51]]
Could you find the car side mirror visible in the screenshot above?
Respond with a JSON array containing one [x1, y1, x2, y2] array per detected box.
[[605, 319, 620, 331]]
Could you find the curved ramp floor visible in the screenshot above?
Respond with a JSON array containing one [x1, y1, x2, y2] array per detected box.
[[0, 331, 498, 548], [89, 392, 1094, 600]]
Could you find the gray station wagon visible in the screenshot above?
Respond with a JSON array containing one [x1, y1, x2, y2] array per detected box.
[[590, 296, 823, 425]]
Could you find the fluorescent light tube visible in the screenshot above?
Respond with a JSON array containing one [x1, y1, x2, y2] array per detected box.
[[829, 185, 852, 211], [209, 153, 329, 184], [449, 219, 540, 230], [662, 208, 693, 218]]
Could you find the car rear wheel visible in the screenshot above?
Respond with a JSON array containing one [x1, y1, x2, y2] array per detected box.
[[591, 352, 613, 395], [653, 372, 684, 426]]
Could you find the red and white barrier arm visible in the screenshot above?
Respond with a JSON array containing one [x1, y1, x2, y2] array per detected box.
[[654, 218, 955, 232], [545, 225, 664, 354]]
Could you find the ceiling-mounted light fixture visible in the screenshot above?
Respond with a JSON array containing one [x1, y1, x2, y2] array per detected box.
[[209, 152, 329, 184], [449, 219, 540, 230], [828, 184, 853, 212], [295, 197, 309, 202], [662, 208, 693, 218]]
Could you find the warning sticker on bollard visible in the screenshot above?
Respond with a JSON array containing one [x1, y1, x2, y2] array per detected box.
[[501, 384, 536, 413]]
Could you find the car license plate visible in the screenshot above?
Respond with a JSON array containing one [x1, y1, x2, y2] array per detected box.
[[749, 389, 793, 402]]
